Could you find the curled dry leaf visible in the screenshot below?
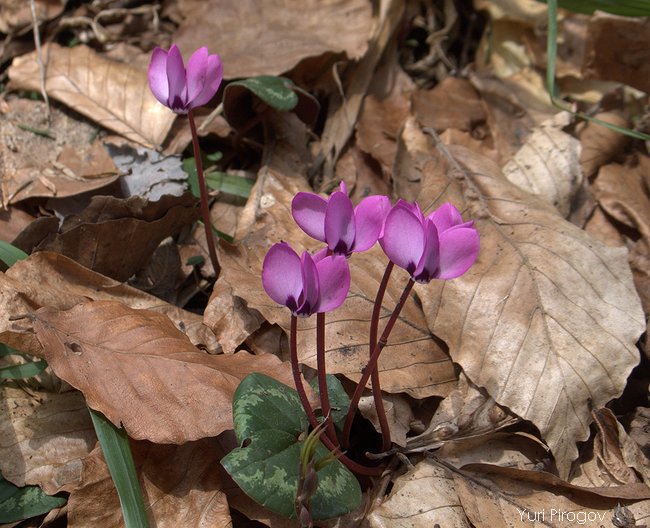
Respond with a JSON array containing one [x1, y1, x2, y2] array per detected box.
[[366, 460, 472, 528], [577, 112, 630, 179], [8, 43, 175, 148], [502, 113, 583, 217], [455, 463, 650, 528], [31, 300, 295, 443], [0, 387, 96, 494], [358, 393, 414, 447], [413, 137, 644, 477], [0, 252, 218, 357], [175, 0, 373, 79], [67, 439, 231, 528], [22, 193, 199, 282]]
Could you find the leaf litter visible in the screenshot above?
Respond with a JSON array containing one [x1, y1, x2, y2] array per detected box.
[[1, 0, 650, 526]]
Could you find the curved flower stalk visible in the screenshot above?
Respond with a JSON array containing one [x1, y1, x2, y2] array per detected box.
[[262, 242, 350, 317], [380, 201, 480, 284], [147, 44, 224, 278], [292, 182, 391, 256], [148, 44, 224, 114]]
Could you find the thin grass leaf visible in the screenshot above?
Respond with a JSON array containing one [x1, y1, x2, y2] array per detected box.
[[545, 0, 650, 140], [0, 360, 47, 380], [538, 0, 650, 16], [0, 241, 28, 267], [205, 170, 254, 198], [89, 408, 149, 528]]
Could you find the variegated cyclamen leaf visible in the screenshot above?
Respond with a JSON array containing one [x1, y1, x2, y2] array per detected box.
[[221, 373, 361, 520]]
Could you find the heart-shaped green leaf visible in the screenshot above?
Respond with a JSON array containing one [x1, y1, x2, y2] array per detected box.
[[309, 374, 350, 432], [221, 373, 361, 520]]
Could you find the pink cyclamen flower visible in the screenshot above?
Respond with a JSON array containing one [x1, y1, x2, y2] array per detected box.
[[380, 201, 479, 283], [148, 44, 223, 114], [292, 182, 391, 256], [262, 242, 350, 317]]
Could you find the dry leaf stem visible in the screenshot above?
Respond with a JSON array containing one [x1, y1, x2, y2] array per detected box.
[[188, 111, 221, 279]]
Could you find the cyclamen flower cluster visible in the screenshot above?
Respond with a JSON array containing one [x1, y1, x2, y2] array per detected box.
[[262, 183, 480, 314]]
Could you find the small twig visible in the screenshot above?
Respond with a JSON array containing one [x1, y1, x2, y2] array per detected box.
[[30, 0, 50, 123], [197, 103, 223, 135], [16, 123, 55, 140]]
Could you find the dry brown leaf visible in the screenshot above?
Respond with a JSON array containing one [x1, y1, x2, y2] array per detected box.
[[406, 373, 519, 453], [583, 13, 650, 93], [67, 439, 231, 528], [0, 0, 64, 34], [502, 113, 583, 217], [366, 460, 472, 528], [8, 43, 175, 148], [412, 137, 644, 477], [0, 99, 119, 205], [22, 193, 199, 282], [31, 300, 295, 443], [456, 463, 650, 528], [358, 393, 414, 447], [174, 0, 373, 79], [0, 252, 218, 356], [0, 387, 96, 494], [577, 112, 630, 179]]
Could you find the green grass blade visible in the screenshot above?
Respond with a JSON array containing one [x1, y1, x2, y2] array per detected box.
[[539, 0, 650, 16], [545, 0, 650, 141], [0, 241, 28, 267], [89, 408, 149, 528], [0, 360, 47, 380]]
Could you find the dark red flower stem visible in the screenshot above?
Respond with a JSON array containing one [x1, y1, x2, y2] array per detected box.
[[316, 312, 338, 446], [291, 315, 383, 476], [370, 261, 394, 452], [188, 110, 220, 280], [341, 277, 415, 450]]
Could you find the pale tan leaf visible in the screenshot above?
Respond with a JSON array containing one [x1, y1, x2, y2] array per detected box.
[[412, 137, 644, 477], [577, 112, 630, 178], [31, 300, 295, 443], [68, 439, 231, 528], [366, 460, 472, 528], [455, 463, 650, 528], [8, 43, 175, 148], [175, 0, 373, 78], [502, 113, 583, 217], [0, 252, 218, 356], [358, 393, 414, 447], [0, 387, 96, 494]]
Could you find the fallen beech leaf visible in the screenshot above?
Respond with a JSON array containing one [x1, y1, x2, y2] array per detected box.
[[577, 112, 630, 178], [0, 0, 64, 34], [358, 392, 414, 447], [174, 0, 373, 78], [23, 193, 199, 282], [366, 460, 472, 527], [0, 252, 218, 357], [0, 387, 96, 494], [414, 138, 645, 477], [32, 300, 295, 443], [455, 463, 650, 528], [8, 43, 175, 148], [0, 99, 119, 205], [67, 439, 231, 528], [502, 113, 583, 217]]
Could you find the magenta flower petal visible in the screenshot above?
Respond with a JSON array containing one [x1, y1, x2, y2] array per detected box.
[[352, 195, 391, 252], [380, 204, 425, 274], [148, 47, 169, 105], [437, 227, 480, 280], [413, 219, 440, 283], [185, 47, 209, 103], [314, 255, 350, 313], [299, 252, 320, 316], [189, 54, 224, 109], [292, 192, 328, 242], [324, 191, 356, 254], [165, 45, 187, 111], [262, 242, 303, 310]]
